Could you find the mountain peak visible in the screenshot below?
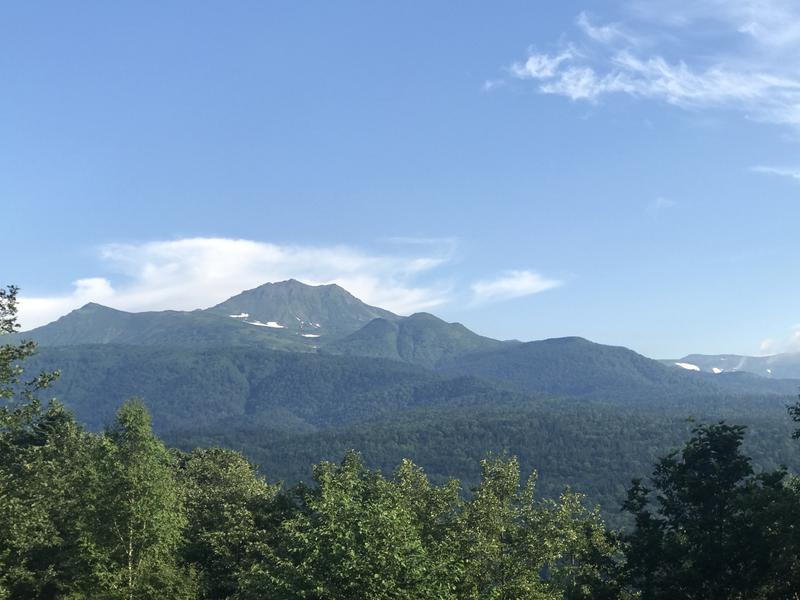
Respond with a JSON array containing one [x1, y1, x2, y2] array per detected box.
[[407, 312, 441, 321], [207, 279, 398, 337], [75, 302, 124, 314], [249, 279, 348, 293]]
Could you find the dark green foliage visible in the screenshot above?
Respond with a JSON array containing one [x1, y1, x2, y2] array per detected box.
[[25, 344, 528, 433], [177, 448, 279, 599], [790, 398, 800, 439], [622, 422, 800, 599], [0, 402, 87, 599], [168, 399, 800, 529]]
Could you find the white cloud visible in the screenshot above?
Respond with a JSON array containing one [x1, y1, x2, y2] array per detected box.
[[501, 1, 800, 130], [17, 238, 457, 330], [759, 338, 776, 353], [509, 50, 574, 80], [630, 0, 800, 49], [759, 324, 800, 354], [750, 165, 800, 181], [470, 270, 562, 304], [19, 278, 117, 331]]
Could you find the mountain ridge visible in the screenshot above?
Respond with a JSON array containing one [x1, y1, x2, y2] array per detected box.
[[15, 278, 800, 396]]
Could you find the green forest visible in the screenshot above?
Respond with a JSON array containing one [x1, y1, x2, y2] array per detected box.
[[4, 284, 800, 599]]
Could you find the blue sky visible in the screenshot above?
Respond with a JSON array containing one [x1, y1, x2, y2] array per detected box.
[[4, 1, 800, 358]]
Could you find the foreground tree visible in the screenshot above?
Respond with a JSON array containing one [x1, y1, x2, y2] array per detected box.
[[0, 285, 87, 599], [239, 450, 448, 599], [623, 422, 800, 599], [75, 399, 195, 599], [452, 456, 622, 600], [178, 447, 279, 599], [237, 451, 621, 600]]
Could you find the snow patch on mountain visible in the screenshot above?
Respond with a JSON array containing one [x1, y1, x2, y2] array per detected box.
[[246, 320, 285, 328], [675, 362, 701, 372]]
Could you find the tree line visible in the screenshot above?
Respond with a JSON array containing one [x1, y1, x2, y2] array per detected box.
[[2, 286, 800, 599]]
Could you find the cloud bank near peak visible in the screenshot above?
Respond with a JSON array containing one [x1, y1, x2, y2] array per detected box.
[[18, 238, 561, 330]]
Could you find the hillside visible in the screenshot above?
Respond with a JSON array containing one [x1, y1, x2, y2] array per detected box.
[[26, 344, 527, 433], [323, 312, 508, 367], [438, 336, 717, 400], [14, 302, 311, 350], [435, 335, 800, 399]]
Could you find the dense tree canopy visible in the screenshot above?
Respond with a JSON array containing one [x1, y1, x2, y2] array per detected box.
[[623, 422, 800, 599]]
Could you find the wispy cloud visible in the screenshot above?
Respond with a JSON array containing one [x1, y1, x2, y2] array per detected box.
[[750, 165, 800, 181], [496, 1, 800, 130], [510, 49, 575, 80], [630, 0, 800, 49], [18, 238, 456, 329], [576, 11, 639, 45], [470, 270, 562, 304]]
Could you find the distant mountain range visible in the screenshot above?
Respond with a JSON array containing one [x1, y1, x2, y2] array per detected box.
[[12, 279, 800, 515], [18, 279, 799, 395], [663, 353, 800, 380]]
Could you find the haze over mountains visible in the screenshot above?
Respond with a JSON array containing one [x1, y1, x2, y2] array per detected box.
[[16, 279, 800, 514], [663, 353, 800, 380]]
